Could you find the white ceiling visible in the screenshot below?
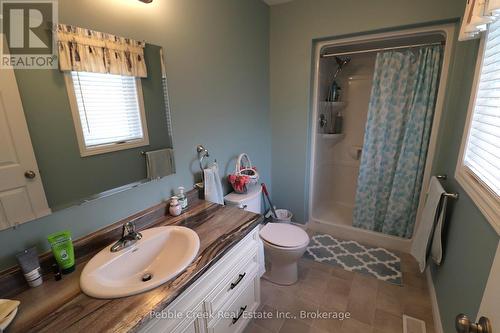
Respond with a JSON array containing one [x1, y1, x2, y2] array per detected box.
[[262, 0, 294, 5]]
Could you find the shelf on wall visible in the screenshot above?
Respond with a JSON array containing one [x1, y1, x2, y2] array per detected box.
[[320, 101, 347, 110], [319, 133, 345, 144]]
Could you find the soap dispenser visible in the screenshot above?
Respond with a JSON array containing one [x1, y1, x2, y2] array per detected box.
[[169, 196, 182, 216], [177, 187, 188, 210]]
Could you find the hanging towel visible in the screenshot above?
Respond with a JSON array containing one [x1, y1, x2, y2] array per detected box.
[[431, 194, 448, 266], [204, 163, 224, 205], [410, 176, 446, 273], [145, 149, 175, 180]]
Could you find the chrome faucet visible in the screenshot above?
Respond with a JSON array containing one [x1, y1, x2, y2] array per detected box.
[[110, 222, 143, 252]]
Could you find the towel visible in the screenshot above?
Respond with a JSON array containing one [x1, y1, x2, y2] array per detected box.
[[410, 176, 446, 273], [0, 299, 19, 325], [204, 163, 224, 205], [145, 149, 175, 180], [431, 194, 448, 266]]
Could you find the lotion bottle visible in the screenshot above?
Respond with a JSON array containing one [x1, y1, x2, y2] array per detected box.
[[169, 196, 182, 216], [177, 187, 188, 210]]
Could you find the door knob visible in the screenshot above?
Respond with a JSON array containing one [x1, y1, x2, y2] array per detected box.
[[24, 170, 36, 179], [456, 314, 492, 333]]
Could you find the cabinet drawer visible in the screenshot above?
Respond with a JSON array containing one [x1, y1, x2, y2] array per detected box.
[[208, 276, 259, 333], [205, 247, 259, 316]]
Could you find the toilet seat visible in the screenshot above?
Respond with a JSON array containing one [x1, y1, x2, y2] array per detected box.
[[259, 223, 309, 248], [261, 238, 307, 251]]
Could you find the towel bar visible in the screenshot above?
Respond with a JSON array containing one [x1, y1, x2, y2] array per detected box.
[[435, 174, 459, 200], [141, 150, 170, 156], [443, 192, 459, 200]]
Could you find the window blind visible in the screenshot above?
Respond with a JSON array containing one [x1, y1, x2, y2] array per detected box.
[[71, 71, 145, 148], [464, 19, 500, 196]]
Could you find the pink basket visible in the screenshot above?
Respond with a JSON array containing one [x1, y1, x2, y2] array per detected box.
[[228, 153, 259, 193]]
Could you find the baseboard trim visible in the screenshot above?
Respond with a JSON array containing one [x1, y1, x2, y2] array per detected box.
[[426, 267, 444, 333]]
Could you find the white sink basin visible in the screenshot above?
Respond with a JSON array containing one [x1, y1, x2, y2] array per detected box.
[[80, 226, 200, 299]]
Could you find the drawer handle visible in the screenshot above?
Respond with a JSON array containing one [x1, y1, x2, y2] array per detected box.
[[232, 305, 247, 324], [230, 273, 246, 290]]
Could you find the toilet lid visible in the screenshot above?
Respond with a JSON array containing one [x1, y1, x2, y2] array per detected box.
[[259, 223, 310, 248]]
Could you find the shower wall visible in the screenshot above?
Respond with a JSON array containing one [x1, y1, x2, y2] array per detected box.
[[312, 53, 375, 226]]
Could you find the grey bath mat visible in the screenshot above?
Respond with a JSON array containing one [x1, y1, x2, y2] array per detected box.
[[304, 233, 402, 285]]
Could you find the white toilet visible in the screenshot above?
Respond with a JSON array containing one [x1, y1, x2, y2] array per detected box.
[[224, 189, 310, 285], [259, 223, 309, 285], [224, 187, 262, 214]]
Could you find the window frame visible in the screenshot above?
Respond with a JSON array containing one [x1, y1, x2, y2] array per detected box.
[[64, 72, 150, 157], [455, 27, 500, 234]]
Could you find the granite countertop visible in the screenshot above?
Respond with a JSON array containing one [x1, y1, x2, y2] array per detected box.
[[6, 199, 262, 333]]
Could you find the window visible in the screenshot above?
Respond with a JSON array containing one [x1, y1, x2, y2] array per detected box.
[[65, 71, 149, 156], [457, 19, 500, 231]]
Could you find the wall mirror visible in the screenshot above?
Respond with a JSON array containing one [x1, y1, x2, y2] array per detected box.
[[2, 24, 175, 230]]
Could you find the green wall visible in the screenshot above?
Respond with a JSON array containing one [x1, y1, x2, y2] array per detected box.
[[269, 0, 499, 331], [270, 0, 466, 222], [0, 0, 270, 270], [15, 44, 172, 210], [430, 36, 499, 332]]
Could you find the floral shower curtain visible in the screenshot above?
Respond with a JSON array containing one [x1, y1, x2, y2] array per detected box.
[[352, 45, 443, 238]]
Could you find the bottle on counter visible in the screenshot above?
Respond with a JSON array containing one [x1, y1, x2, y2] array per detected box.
[[16, 247, 43, 287], [177, 186, 188, 210], [169, 196, 182, 216]]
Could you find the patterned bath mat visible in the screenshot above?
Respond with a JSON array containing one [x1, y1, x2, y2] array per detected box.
[[304, 233, 402, 285]]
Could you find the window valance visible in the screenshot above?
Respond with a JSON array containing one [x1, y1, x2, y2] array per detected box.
[[459, 0, 500, 41], [57, 24, 147, 77]]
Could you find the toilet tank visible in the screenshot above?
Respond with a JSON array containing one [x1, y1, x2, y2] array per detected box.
[[224, 187, 262, 214]]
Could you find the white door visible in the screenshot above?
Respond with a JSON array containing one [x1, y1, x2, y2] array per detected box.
[[0, 36, 50, 230], [476, 242, 500, 331]]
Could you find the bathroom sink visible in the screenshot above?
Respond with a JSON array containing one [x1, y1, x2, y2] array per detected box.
[[80, 226, 200, 299]]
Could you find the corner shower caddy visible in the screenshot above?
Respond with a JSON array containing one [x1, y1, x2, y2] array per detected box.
[[319, 101, 347, 144]]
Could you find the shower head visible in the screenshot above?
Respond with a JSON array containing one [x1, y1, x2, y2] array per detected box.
[[331, 56, 351, 82], [335, 56, 351, 68]]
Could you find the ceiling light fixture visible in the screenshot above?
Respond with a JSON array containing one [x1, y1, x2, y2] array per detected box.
[[138, 0, 153, 3]]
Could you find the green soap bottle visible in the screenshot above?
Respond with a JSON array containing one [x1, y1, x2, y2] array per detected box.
[[47, 231, 75, 274]]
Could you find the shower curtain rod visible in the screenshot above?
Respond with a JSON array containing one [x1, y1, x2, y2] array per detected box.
[[321, 41, 444, 58]]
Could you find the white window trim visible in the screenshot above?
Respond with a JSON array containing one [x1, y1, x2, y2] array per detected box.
[[64, 73, 150, 157], [455, 31, 500, 234]]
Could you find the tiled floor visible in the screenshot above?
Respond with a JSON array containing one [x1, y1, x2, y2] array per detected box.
[[244, 253, 435, 333]]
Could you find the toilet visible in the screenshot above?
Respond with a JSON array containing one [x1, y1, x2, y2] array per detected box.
[[259, 223, 309, 285], [224, 189, 310, 285], [224, 187, 262, 214]]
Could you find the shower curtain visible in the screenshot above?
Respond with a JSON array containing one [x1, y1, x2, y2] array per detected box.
[[352, 45, 443, 238]]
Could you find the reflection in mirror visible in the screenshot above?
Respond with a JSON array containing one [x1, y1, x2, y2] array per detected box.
[[2, 25, 175, 230]]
